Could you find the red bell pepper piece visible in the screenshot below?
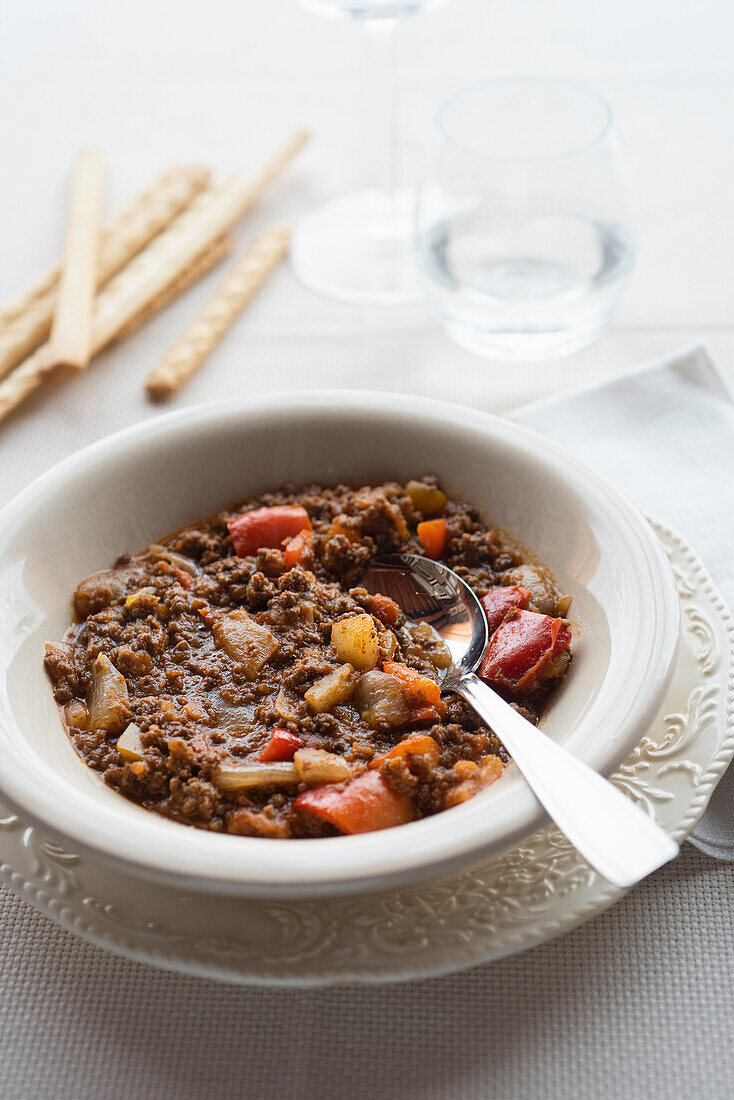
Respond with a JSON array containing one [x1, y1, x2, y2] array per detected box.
[[417, 518, 447, 559], [382, 661, 446, 723], [293, 769, 416, 834], [228, 505, 312, 558], [478, 608, 571, 693], [284, 528, 312, 569], [480, 585, 530, 636], [257, 727, 303, 762]]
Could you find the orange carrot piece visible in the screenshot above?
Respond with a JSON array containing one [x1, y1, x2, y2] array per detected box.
[[417, 518, 447, 559], [382, 661, 446, 722], [284, 528, 312, 569]]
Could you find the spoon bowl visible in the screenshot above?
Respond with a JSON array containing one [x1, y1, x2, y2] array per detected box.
[[363, 552, 679, 888]]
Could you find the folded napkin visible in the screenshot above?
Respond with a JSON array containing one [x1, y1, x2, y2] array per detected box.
[[509, 343, 734, 859]]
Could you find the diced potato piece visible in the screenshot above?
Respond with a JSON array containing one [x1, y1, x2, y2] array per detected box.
[[87, 654, 130, 734], [213, 610, 278, 678], [355, 670, 411, 729], [212, 760, 299, 791], [405, 480, 447, 516], [331, 614, 379, 671], [294, 747, 352, 784], [117, 722, 145, 762], [305, 664, 359, 713]]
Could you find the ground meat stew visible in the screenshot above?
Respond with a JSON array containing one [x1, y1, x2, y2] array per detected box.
[[44, 478, 574, 838]]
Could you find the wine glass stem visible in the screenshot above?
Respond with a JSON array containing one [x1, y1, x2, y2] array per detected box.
[[367, 18, 400, 203]]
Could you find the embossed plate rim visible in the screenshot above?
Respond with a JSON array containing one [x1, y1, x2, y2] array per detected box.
[[0, 516, 731, 987]]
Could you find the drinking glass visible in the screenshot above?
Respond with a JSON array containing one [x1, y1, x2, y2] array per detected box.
[[416, 78, 635, 359], [292, 0, 446, 305]]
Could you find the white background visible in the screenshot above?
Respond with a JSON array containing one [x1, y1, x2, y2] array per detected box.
[[1, 0, 734, 493], [1, 2, 734, 1097]]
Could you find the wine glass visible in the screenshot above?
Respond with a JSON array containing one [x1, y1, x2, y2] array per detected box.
[[416, 78, 636, 359], [292, 0, 447, 305]]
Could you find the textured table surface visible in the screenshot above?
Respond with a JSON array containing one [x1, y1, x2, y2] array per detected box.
[[1, 1, 734, 1097]]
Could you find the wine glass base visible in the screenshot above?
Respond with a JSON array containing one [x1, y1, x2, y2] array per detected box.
[[291, 189, 420, 306]]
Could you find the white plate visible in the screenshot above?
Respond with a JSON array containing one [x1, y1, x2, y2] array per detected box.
[[0, 391, 679, 896], [0, 517, 730, 986]]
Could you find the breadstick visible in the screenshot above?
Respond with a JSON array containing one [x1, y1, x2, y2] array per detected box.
[[0, 165, 210, 378], [47, 149, 105, 370], [145, 225, 290, 400], [0, 132, 307, 424], [113, 233, 234, 344]]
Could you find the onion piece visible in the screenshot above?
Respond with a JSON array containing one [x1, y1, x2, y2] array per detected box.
[[294, 748, 352, 784], [213, 610, 279, 678], [87, 654, 130, 734], [275, 686, 300, 721], [355, 669, 411, 729], [147, 544, 201, 576], [212, 760, 299, 791]]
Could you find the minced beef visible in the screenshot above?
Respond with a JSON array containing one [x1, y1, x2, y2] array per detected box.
[[44, 477, 573, 838]]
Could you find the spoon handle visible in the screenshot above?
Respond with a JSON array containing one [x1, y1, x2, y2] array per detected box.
[[456, 672, 678, 887]]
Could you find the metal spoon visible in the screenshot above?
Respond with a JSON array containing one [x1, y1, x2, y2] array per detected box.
[[362, 553, 678, 887]]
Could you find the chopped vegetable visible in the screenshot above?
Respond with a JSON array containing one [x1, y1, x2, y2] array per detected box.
[[228, 505, 311, 557], [406, 621, 452, 670], [417, 518, 447, 559], [372, 733, 440, 770], [73, 569, 132, 618], [382, 661, 446, 722], [377, 628, 398, 662], [87, 654, 130, 733], [365, 592, 400, 626], [284, 528, 312, 569], [405, 480, 447, 516], [117, 722, 145, 762], [355, 669, 412, 729], [556, 594, 573, 617], [227, 808, 290, 838], [305, 663, 359, 713], [331, 614, 379, 671], [293, 770, 416, 834], [124, 587, 158, 611], [63, 699, 88, 729], [258, 727, 303, 762], [147, 544, 200, 576], [294, 747, 352, 784], [480, 585, 530, 636], [501, 564, 561, 617], [275, 686, 300, 721], [212, 760, 299, 791], [445, 756, 504, 807], [213, 610, 278, 678], [478, 609, 572, 693]]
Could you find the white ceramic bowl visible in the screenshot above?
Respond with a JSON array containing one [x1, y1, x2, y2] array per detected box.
[[0, 391, 679, 897]]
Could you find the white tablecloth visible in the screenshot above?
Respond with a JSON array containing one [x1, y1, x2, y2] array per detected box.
[[2, 1, 734, 1097]]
